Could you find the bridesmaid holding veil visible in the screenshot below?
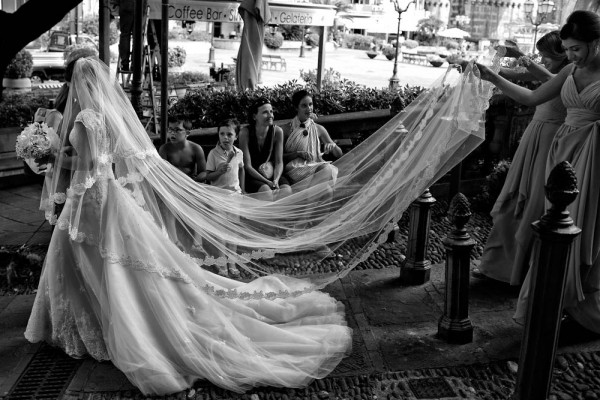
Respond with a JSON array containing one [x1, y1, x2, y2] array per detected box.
[[477, 10, 600, 334], [476, 31, 569, 284]]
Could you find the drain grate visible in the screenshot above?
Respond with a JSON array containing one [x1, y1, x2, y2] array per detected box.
[[407, 377, 456, 399], [5, 345, 81, 399]]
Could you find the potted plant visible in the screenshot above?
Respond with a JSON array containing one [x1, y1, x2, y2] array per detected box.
[[365, 51, 378, 59], [3, 50, 33, 92], [428, 55, 445, 68], [382, 45, 396, 61]]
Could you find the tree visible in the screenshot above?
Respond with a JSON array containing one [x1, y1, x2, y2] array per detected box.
[[415, 15, 444, 45], [0, 0, 83, 98]]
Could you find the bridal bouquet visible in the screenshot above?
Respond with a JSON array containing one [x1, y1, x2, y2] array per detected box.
[[15, 122, 59, 164]]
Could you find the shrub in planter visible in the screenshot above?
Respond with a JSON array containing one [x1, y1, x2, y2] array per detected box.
[[5, 50, 33, 79], [264, 32, 284, 49], [0, 93, 51, 128], [343, 34, 373, 50], [403, 39, 419, 49], [382, 45, 396, 60], [168, 46, 187, 68], [3, 50, 34, 92], [428, 55, 445, 67], [169, 71, 210, 87]]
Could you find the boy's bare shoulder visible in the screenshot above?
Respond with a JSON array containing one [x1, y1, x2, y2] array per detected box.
[[189, 141, 205, 155]]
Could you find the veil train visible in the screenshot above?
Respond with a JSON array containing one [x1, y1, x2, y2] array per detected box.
[[41, 50, 501, 297]]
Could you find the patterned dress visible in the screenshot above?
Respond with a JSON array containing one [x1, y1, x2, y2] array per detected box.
[[284, 117, 337, 184]]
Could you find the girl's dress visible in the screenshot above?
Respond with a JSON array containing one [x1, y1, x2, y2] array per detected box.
[[478, 96, 566, 284], [25, 109, 352, 395], [515, 66, 600, 333]]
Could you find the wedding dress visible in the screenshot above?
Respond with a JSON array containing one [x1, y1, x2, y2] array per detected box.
[[25, 55, 499, 395]]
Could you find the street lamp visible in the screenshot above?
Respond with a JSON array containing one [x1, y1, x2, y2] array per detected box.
[[299, 26, 306, 58], [524, 0, 555, 52], [389, 0, 416, 90]]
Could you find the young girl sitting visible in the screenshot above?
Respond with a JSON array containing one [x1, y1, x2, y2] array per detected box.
[[204, 119, 244, 278]]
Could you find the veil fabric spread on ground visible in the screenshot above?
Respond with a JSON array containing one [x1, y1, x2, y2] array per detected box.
[[40, 53, 500, 300], [26, 55, 500, 395]]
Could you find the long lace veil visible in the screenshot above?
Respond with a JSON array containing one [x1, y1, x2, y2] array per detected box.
[[41, 52, 501, 296]]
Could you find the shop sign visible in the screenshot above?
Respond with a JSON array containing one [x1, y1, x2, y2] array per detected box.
[[148, 0, 334, 26]]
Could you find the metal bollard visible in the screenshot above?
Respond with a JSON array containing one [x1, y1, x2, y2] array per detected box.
[[512, 161, 581, 400], [438, 192, 475, 344], [400, 189, 436, 285]]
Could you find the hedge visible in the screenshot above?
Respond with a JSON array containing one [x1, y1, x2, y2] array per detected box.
[[169, 74, 424, 128]]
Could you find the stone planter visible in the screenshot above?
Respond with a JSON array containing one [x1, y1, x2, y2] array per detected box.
[[2, 78, 32, 93], [385, 54, 395, 61], [366, 52, 378, 59], [429, 60, 444, 68], [174, 86, 187, 99]]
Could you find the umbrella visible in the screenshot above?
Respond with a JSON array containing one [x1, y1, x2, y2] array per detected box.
[[437, 27, 470, 39], [236, 0, 271, 91]]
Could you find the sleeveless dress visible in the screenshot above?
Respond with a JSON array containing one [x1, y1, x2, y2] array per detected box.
[[478, 96, 566, 284], [25, 110, 352, 395], [284, 117, 337, 185], [514, 66, 600, 333]]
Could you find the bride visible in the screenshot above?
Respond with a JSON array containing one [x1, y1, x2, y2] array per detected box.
[[25, 55, 497, 395]]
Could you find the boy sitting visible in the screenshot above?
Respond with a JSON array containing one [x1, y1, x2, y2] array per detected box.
[[158, 118, 207, 254], [159, 119, 207, 183], [204, 119, 245, 278]]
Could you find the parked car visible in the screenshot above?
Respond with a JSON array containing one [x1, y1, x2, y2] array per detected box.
[[25, 31, 98, 83]]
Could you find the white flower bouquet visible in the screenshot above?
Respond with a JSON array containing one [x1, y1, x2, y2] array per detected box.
[[15, 122, 60, 166], [15, 122, 60, 174]]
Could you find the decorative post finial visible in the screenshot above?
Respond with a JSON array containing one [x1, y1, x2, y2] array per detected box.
[[448, 192, 471, 238], [540, 161, 579, 230]]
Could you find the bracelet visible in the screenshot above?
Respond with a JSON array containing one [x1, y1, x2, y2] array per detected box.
[[517, 55, 532, 68]]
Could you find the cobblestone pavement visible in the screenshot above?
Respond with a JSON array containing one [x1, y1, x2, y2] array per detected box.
[[3, 184, 600, 400], [58, 352, 600, 400]]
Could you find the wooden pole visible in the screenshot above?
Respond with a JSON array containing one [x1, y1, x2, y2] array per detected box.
[[316, 26, 327, 92], [98, 0, 111, 65], [512, 161, 581, 400], [130, 0, 145, 117], [160, 0, 169, 144]]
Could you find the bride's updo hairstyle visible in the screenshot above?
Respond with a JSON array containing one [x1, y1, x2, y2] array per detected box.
[[560, 10, 600, 43]]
